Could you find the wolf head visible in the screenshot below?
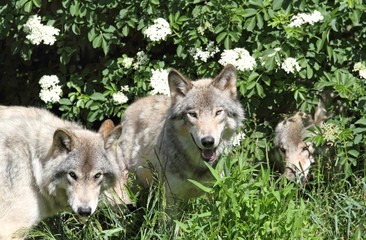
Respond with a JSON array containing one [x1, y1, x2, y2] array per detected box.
[[274, 103, 326, 183], [41, 123, 121, 218], [167, 64, 244, 166]]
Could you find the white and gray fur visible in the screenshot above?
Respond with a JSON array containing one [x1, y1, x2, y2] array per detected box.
[[0, 106, 121, 239], [274, 103, 326, 183], [118, 64, 244, 202]]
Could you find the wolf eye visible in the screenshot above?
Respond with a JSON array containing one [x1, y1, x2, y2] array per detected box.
[[69, 171, 77, 180], [188, 111, 197, 118], [94, 173, 102, 179], [216, 110, 223, 116]]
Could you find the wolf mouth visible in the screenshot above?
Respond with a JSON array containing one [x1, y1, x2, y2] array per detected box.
[[190, 134, 217, 163]]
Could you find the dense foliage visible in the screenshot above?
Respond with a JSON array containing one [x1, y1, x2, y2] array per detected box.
[[1, 0, 365, 239]]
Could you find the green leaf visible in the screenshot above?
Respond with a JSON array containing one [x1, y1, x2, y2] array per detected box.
[[249, 0, 264, 8], [272, 191, 281, 202], [256, 13, 263, 29], [71, 23, 80, 35], [224, 35, 231, 49], [241, 8, 257, 18], [256, 82, 265, 97], [59, 98, 72, 105], [176, 44, 183, 57], [188, 179, 213, 193], [32, 0, 41, 8], [348, 150, 359, 158], [216, 32, 227, 43], [24, 1, 32, 12], [70, 1, 80, 16], [272, 0, 283, 10], [90, 92, 106, 101], [92, 34, 102, 48], [307, 64, 313, 79], [355, 118, 366, 125], [244, 17, 256, 31]]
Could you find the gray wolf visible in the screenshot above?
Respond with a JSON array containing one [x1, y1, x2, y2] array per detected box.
[[118, 64, 244, 202], [274, 103, 326, 183], [0, 106, 121, 239]]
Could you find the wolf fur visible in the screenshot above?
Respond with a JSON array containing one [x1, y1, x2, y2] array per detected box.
[[274, 103, 326, 183], [117, 64, 244, 202], [0, 106, 121, 239]]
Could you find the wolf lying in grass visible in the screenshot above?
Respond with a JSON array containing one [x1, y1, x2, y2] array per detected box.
[[274, 103, 327, 183], [0, 106, 121, 239], [114, 65, 244, 203]]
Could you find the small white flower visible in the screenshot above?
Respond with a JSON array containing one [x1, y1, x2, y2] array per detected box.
[[190, 41, 219, 63], [150, 69, 170, 96], [359, 69, 366, 79], [353, 62, 366, 79], [39, 75, 62, 103], [112, 91, 129, 104], [120, 85, 130, 92], [144, 18, 171, 42], [133, 51, 149, 69], [39, 75, 60, 89], [232, 132, 245, 147], [288, 10, 324, 27], [353, 62, 364, 72], [24, 15, 60, 45], [219, 48, 256, 71], [281, 57, 301, 74], [121, 57, 134, 69], [322, 122, 341, 146]]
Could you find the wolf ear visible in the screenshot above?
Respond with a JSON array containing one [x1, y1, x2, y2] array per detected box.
[[53, 129, 75, 153], [104, 125, 122, 149], [168, 69, 193, 99], [212, 64, 237, 98], [314, 97, 327, 126], [98, 119, 115, 139]]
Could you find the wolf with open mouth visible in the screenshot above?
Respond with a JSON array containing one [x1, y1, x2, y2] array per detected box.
[[117, 65, 244, 202]]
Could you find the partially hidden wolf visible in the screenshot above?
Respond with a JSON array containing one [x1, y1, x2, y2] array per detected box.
[[274, 104, 326, 183], [0, 106, 121, 239], [117, 64, 244, 202]]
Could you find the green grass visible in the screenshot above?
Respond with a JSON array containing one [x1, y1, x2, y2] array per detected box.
[[27, 151, 366, 240]]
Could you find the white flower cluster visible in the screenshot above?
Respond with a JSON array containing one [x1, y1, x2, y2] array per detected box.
[[121, 57, 134, 69], [322, 122, 341, 146], [119, 51, 149, 70], [133, 51, 149, 69], [189, 41, 219, 63], [150, 69, 170, 96], [24, 15, 60, 45], [232, 131, 246, 147], [281, 57, 301, 74], [219, 48, 256, 71], [197, 21, 213, 35], [288, 10, 324, 27], [353, 62, 366, 79], [112, 85, 129, 104], [39, 75, 62, 103], [144, 18, 172, 42]]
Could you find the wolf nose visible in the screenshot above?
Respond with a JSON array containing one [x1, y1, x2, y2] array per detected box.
[[77, 206, 92, 217], [201, 136, 215, 148]]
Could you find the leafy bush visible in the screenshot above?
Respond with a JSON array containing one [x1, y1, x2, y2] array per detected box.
[[1, 0, 366, 239]]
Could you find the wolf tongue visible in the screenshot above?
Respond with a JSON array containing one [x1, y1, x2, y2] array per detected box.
[[202, 149, 216, 162]]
